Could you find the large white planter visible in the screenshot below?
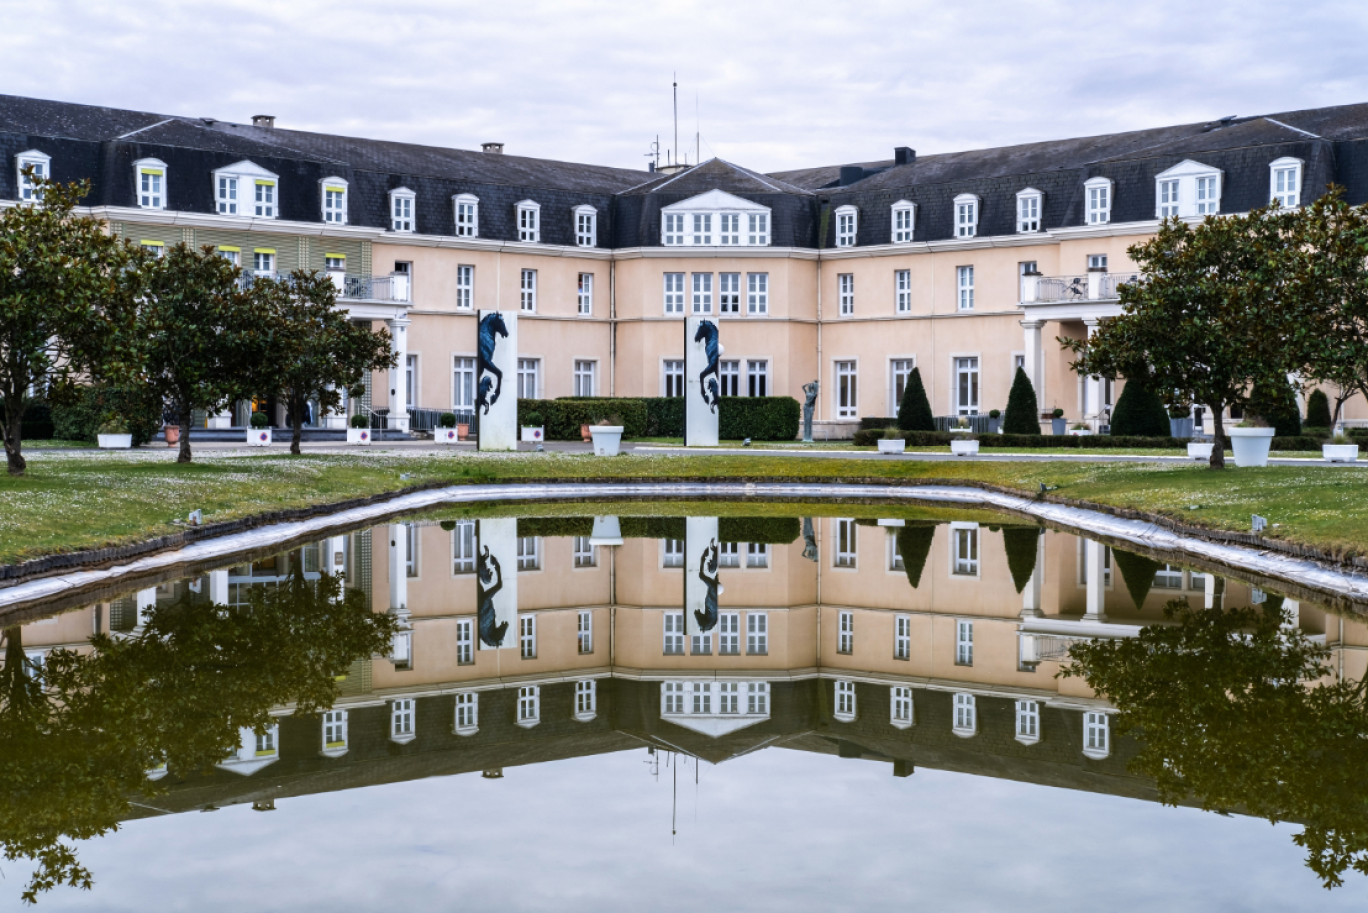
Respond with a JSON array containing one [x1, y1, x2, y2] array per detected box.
[[521, 426, 544, 443], [347, 427, 372, 445], [590, 425, 624, 456], [877, 438, 905, 454], [247, 428, 272, 447], [1187, 442, 1214, 461], [1323, 443, 1359, 463], [97, 433, 132, 449], [1229, 426, 1275, 467], [950, 439, 980, 456], [1068, 429, 1093, 436], [437, 428, 459, 444]]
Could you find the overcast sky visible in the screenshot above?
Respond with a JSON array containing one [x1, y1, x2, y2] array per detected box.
[[8, 0, 1368, 173], [5, 1, 1368, 173]]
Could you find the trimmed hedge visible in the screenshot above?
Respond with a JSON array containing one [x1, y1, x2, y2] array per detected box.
[[896, 367, 935, 431], [719, 397, 799, 441], [718, 516, 800, 544], [517, 398, 649, 440], [642, 397, 685, 437], [852, 429, 1189, 448], [518, 396, 799, 441], [517, 516, 595, 538], [21, 402, 54, 440], [1002, 367, 1042, 435], [1109, 382, 1170, 437], [52, 384, 162, 446]]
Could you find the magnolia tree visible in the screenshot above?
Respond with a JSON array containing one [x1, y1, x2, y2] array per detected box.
[[1294, 192, 1368, 425]]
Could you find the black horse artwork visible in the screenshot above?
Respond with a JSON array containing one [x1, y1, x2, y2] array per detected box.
[[475, 312, 509, 414], [476, 546, 508, 647], [694, 319, 721, 412], [694, 538, 722, 632]]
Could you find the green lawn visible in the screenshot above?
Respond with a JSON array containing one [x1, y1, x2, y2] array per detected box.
[[0, 450, 1364, 566]]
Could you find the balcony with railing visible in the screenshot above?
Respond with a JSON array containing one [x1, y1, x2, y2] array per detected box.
[[238, 271, 411, 304], [1021, 271, 1139, 306]]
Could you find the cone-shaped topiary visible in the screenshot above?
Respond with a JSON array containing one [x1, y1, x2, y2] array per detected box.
[[895, 523, 936, 588], [897, 367, 936, 431], [1306, 388, 1333, 429], [1112, 547, 1163, 610], [1002, 367, 1041, 435], [1109, 381, 1170, 437], [1002, 526, 1041, 593], [1247, 378, 1302, 437]]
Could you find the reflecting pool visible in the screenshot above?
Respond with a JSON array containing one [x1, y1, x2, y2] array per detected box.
[[4, 504, 1368, 909]]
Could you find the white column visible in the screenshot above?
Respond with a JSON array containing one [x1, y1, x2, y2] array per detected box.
[[1083, 319, 1104, 428], [387, 316, 411, 432], [136, 587, 157, 631], [1021, 319, 1045, 411], [1204, 575, 1224, 610], [208, 570, 229, 606], [1083, 540, 1107, 622], [388, 523, 408, 611]]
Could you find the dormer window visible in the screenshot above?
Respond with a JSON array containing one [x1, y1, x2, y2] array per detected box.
[[1270, 157, 1303, 208], [214, 161, 277, 219], [134, 158, 166, 210], [660, 190, 773, 247], [15, 150, 50, 202], [1084, 177, 1113, 224], [574, 205, 597, 246], [1016, 188, 1042, 233], [747, 212, 770, 245], [718, 213, 740, 245], [1195, 174, 1220, 215], [516, 200, 540, 242], [663, 212, 685, 245], [390, 187, 415, 232], [1157, 179, 1180, 218], [953, 194, 979, 238], [1154, 160, 1222, 220], [691, 212, 712, 245], [321, 177, 348, 224], [891, 200, 915, 243], [835, 205, 858, 247], [454, 193, 479, 237], [255, 180, 276, 218], [321, 710, 349, 757], [1082, 711, 1111, 759]]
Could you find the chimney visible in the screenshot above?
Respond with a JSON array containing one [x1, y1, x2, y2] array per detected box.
[[481, 142, 505, 154], [251, 114, 275, 128], [839, 165, 865, 186], [894, 146, 916, 166]]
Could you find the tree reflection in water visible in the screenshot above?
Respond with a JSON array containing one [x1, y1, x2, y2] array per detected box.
[[0, 557, 397, 904], [1062, 600, 1368, 888]]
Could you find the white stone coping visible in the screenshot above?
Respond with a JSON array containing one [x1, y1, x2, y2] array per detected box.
[[3, 481, 1366, 614]]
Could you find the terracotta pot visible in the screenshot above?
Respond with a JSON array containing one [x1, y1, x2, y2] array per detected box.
[[581, 424, 592, 442], [164, 425, 181, 446], [456, 423, 470, 441]]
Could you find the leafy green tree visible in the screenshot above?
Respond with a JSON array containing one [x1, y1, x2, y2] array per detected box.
[[896, 367, 935, 431], [894, 523, 936, 588], [1001, 526, 1040, 593], [250, 271, 395, 455], [1061, 601, 1368, 888], [0, 176, 141, 475], [0, 556, 398, 903], [1001, 367, 1041, 435], [1246, 376, 1302, 437], [1305, 388, 1334, 430], [1064, 204, 1307, 468], [1108, 380, 1170, 437], [1295, 192, 1368, 427]]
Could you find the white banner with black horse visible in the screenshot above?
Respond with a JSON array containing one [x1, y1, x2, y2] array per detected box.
[[476, 310, 518, 451], [683, 515, 722, 638], [475, 517, 518, 651], [685, 316, 721, 447]]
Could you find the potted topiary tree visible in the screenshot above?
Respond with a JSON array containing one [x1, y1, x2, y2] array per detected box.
[[347, 413, 372, 445], [1168, 403, 1194, 440], [1050, 408, 1066, 435], [437, 412, 459, 444], [96, 415, 132, 450], [877, 426, 906, 454], [590, 415, 625, 456], [987, 409, 1001, 434], [247, 411, 272, 447], [949, 416, 979, 455], [521, 411, 544, 443]]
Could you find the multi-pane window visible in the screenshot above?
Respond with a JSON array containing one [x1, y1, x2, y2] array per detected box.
[[691, 681, 713, 714], [575, 206, 597, 246], [1157, 179, 1180, 218], [664, 273, 686, 314], [218, 247, 240, 267], [718, 682, 739, 714], [953, 525, 980, 577], [456, 265, 474, 310], [718, 213, 740, 245], [953, 693, 977, 735], [141, 240, 165, 259], [253, 251, 275, 275], [575, 679, 597, 717], [1083, 712, 1111, 758], [692, 212, 713, 245], [894, 615, 910, 660], [455, 691, 478, 733], [517, 685, 540, 726], [747, 273, 769, 315], [1086, 180, 1111, 224], [956, 265, 974, 311], [254, 180, 277, 218], [719, 360, 740, 397], [577, 272, 594, 315], [391, 699, 415, 741], [895, 270, 912, 314], [516, 536, 541, 571], [747, 682, 770, 714], [692, 272, 713, 314], [517, 358, 540, 399], [1017, 190, 1041, 232], [391, 190, 415, 231], [890, 359, 914, 413], [719, 272, 741, 314], [322, 181, 347, 224], [1015, 700, 1040, 743], [837, 610, 854, 654], [255, 727, 278, 757], [663, 538, 684, 568], [955, 619, 974, 665], [747, 360, 768, 397], [747, 212, 770, 245], [954, 356, 979, 415], [1087, 254, 1108, 271], [663, 682, 685, 714], [452, 520, 476, 574], [216, 175, 238, 214], [955, 196, 978, 237], [891, 686, 914, 727], [456, 618, 474, 665], [322, 710, 348, 753], [835, 207, 857, 247], [834, 680, 856, 720], [835, 360, 857, 419], [519, 615, 536, 659], [519, 269, 537, 312], [577, 610, 594, 652], [517, 202, 540, 242], [573, 360, 597, 397], [1154, 563, 1185, 590], [453, 356, 475, 411], [892, 202, 915, 242], [834, 518, 857, 568], [663, 361, 684, 397], [454, 195, 479, 237], [573, 536, 596, 569], [324, 255, 345, 274], [405, 522, 419, 578], [1195, 175, 1219, 215], [692, 627, 712, 656], [1270, 158, 1302, 208], [719, 613, 740, 655], [718, 542, 740, 568], [136, 160, 165, 209], [746, 542, 769, 568], [838, 273, 854, 316], [663, 612, 685, 655], [17, 152, 49, 202], [663, 212, 685, 245], [746, 612, 768, 655]]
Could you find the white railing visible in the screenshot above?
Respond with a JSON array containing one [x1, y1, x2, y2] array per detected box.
[[238, 272, 410, 303], [1023, 272, 1139, 303]]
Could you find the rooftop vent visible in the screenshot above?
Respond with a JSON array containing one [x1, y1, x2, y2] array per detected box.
[[251, 114, 275, 128], [894, 146, 916, 166], [839, 165, 865, 186], [1202, 115, 1239, 132], [482, 142, 505, 154]]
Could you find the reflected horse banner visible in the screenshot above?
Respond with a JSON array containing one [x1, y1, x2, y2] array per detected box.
[[476, 517, 518, 650], [685, 316, 721, 446], [476, 310, 518, 451], [684, 516, 722, 638]]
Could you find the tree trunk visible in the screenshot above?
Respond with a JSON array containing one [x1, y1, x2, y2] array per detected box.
[[289, 391, 304, 456], [3, 392, 25, 476], [177, 400, 194, 464], [1209, 405, 1227, 470]]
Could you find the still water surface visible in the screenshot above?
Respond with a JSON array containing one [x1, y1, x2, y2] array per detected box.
[[4, 505, 1367, 910]]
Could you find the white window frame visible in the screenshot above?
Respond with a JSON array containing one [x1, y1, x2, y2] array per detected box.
[[455, 617, 474, 664], [320, 177, 348, 225], [390, 187, 415, 232], [834, 680, 857, 722], [134, 157, 167, 210], [574, 204, 597, 247], [519, 613, 537, 659], [390, 698, 416, 743], [516, 535, 541, 572], [889, 358, 914, 414], [663, 611, 685, 655], [746, 359, 768, 397], [834, 517, 857, 569], [15, 149, 50, 202], [891, 200, 915, 243], [1195, 174, 1220, 215], [454, 691, 479, 735], [838, 273, 854, 316], [953, 193, 979, 238], [517, 358, 540, 400], [953, 356, 979, 416], [574, 679, 597, 721], [254, 178, 277, 219], [746, 612, 768, 655], [894, 614, 911, 661], [520, 269, 537, 313], [835, 360, 858, 419], [747, 212, 770, 245], [454, 193, 479, 237], [1157, 178, 1180, 219], [746, 272, 769, 315], [213, 161, 278, 219], [516, 200, 541, 242], [1269, 156, 1303, 208], [895, 270, 912, 314], [453, 355, 476, 411], [1154, 160, 1223, 220], [718, 360, 740, 397], [663, 360, 685, 397], [1015, 700, 1041, 745], [252, 249, 276, 276], [718, 272, 741, 314], [573, 359, 597, 397], [834, 205, 858, 247], [746, 542, 768, 568], [1083, 711, 1111, 759], [718, 212, 741, 245], [691, 272, 713, 314], [950, 521, 980, 578], [691, 212, 713, 245], [577, 610, 594, 653], [516, 685, 540, 728], [456, 265, 474, 310], [573, 536, 596, 569], [891, 685, 914, 729], [955, 618, 974, 665], [719, 612, 740, 656], [956, 265, 974, 311], [663, 212, 686, 246], [1016, 187, 1042, 233], [837, 610, 854, 654], [661, 193, 773, 247], [577, 272, 594, 316], [952, 692, 977, 737], [321, 709, 349, 757], [1084, 177, 1112, 225], [1087, 254, 1108, 271], [452, 520, 477, 575], [663, 273, 685, 315]]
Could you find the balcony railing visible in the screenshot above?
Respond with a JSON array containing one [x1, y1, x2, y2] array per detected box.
[[237, 271, 411, 303], [1022, 272, 1139, 304]]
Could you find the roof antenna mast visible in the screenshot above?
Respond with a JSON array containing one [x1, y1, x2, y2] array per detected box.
[[672, 73, 679, 166]]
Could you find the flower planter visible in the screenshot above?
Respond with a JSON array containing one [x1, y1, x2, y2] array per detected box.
[[1169, 417, 1194, 439], [876, 438, 906, 454], [97, 433, 132, 450], [590, 425, 624, 456], [520, 426, 544, 443], [247, 428, 272, 447], [456, 423, 469, 441], [949, 439, 979, 456], [987, 418, 1001, 434], [1068, 429, 1093, 436], [1050, 418, 1067, 435], [1187, 442, 1214, 461], [437, 428, 459, 444], [347, 427, 372, 445], [1228, 426, 1275, 467], [580, 424, 593, 442], [1323, 443, 1359, 463], [164, 425, 180, 447]]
